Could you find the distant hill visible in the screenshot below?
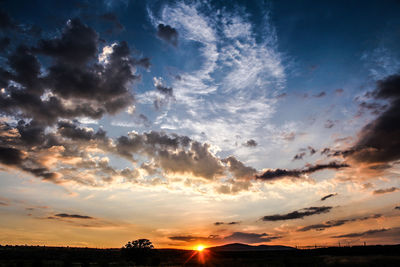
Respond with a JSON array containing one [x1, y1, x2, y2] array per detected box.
[[207, 243, 296, 251]]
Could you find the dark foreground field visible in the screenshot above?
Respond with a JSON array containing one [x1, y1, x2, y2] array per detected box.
[[1, 244, 400, 267]]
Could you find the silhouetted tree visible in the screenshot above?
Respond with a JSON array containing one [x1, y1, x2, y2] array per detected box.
[[122, 239, 157, 265], [123, 239, 154, 250]]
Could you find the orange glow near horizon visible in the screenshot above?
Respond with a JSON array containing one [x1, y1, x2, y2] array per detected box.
[[196, 244, 205, 251]]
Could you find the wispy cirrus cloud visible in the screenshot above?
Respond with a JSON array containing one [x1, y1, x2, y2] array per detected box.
[[147, 1, 286, 163]]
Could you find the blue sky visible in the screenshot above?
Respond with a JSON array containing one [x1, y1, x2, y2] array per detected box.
[[0, 0, 400, 248]]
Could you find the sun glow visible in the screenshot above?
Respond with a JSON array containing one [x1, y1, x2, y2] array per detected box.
[[196, 245, 205, 251]]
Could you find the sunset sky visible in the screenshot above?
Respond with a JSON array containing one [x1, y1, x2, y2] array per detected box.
[[0, 0, 400, 249]]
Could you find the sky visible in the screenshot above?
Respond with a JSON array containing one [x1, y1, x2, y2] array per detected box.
[[0, 0, 400, 249]]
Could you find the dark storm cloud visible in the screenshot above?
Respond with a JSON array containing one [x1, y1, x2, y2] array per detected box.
[[261, 206, 332, 221], [157, 23, 178, 46], [373, 187, 399, 195], [297, 214, 381, 232], [57, 121, 107, 142], [332, 228, 390, 238], [347, 74, 400, 164], [0, 146, 24, 165], [169, 232, 280, 244], [0, 18, 148, 125], [256, 162, 349, 181], [321, 193, 337, 201], [36, 19, 98, 66], [243, 139, 257, 147], [54, 213, 94, 219]]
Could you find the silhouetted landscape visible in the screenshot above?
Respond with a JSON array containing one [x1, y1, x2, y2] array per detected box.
[[1, 243, 400, 266], [1, 1, 400, 266]]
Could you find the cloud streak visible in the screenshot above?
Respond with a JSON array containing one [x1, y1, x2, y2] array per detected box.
[[261, 206, 332, 221], [256, 162, 349, 181], [297, 214, 381, 232], [332, 228, 390, 238]]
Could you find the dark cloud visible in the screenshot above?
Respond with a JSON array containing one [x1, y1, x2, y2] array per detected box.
[[321, 193, 337, 201], [321, 148, 331, 155], [358, 101, 387, 116], [0, 19, 149, 125], [170, 232, 280, 244], [293, 146, 316, 160], [222, 156, 256, 179], [293, 152, 306, 161], [261, 206, 332, 221], [57, 121, 107, 142], [332, 228, 390, 238], [214, 221, 240, 226], [297, 214, 381, 232], [373, 187, 399, 195], [346, 74, 400, 164], [54, 213, 94, 219], [256, 161, 349, 181], [243, 139, 257, 147], [157, 24, 178, 47], [313, 92, 326, 98], [153, 77, 174, 110], [308, 146, 317, 155], [155, 82, 173, 97], [0, 146, 24, 166], [324, 119, 335, 129], [36, 19, 98, 66]]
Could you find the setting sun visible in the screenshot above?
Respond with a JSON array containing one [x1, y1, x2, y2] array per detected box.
[[196, 245, 205, 251]]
